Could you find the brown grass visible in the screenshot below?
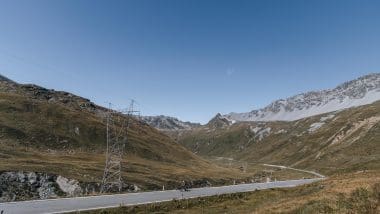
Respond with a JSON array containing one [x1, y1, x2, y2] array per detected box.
[[0, 92, 247, 190]]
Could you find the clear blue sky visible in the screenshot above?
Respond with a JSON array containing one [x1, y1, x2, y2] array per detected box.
[[0, 0, 379, 123]]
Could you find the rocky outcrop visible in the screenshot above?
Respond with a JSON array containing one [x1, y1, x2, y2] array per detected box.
[[56, 176, 82, 197], [0, 171, 64, 202], [19, 84, 98, 111], [0, 171, 142, 202], [0, 75, 103, 113], [0, 172, 84, 202]]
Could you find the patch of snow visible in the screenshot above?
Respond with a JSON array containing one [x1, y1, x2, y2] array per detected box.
[[229, 119, 237, 124], [320, 114, 335, 122], [215, 157, 234, 161], [308, 122, 325, 133]]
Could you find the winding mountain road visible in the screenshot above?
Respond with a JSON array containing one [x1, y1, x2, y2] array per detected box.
[[262, 164, 326, 178], [0, 178, 323, 214]]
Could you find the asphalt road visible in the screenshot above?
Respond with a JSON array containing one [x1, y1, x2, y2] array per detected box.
[[0, 178, 323, 214]]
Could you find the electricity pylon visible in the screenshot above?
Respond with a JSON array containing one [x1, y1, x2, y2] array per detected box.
[[100, 100, 139, 193]]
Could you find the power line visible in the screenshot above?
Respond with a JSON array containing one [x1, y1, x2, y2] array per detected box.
[[100, 99, 140, 193]]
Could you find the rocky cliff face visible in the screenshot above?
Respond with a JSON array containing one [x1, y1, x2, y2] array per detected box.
[[226, 73, 380, 122]]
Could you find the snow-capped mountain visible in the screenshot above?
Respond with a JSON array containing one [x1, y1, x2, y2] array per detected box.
[[225, 73, 380, 122], [141, 115, 200, 131]]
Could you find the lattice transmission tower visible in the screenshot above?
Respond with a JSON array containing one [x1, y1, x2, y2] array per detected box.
[[100, 100, 139, 193]]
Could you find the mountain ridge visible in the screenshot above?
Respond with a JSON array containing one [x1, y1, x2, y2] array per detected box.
[[225, 73, 380, 122], [141, 115, 201, 131], [141, 74, 380, 130]]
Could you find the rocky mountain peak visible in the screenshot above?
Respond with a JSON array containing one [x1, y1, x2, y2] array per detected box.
[[207, 113, 232, 129]]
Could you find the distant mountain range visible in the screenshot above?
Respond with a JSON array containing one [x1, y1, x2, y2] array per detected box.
[[141, 115, 200, 130], [144, 73, 380, 130], [225, 73, 380, 122], [172, 73, 380, 176]]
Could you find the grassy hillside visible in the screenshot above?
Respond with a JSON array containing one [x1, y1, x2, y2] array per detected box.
[[0, 78, 245, 190], [177, 101, 380, 176]]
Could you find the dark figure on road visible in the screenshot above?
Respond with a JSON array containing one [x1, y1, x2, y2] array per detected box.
[[178, 180, 191, 192]]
